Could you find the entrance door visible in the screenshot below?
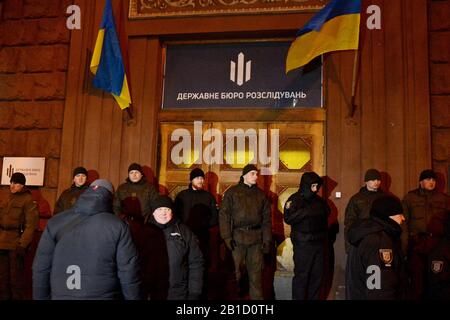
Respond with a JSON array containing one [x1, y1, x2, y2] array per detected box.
[[158, 120, 324, 299], [157, 121, 325, 239]]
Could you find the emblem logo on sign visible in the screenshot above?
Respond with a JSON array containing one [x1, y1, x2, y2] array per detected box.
[[230, 52, 251, 86], [431, 260, 444, 274], [379, 249, 393, 266]]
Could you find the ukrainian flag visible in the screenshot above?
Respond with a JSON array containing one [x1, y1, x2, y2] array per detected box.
[[90, 0, 131, 109], [286, 0, 361, 73]]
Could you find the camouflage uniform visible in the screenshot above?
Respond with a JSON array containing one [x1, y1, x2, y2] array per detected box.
[[113, 177, 159, 220], [0, 188, 39, 300], [402, 187, 450, 299], [344, 187, 385, 253], [53, 185, 88, 214], [219, 180, 271, 300]]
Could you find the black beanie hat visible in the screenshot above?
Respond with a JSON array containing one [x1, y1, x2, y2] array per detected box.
[[242, 164, 258, 177], [370, 195, 403, 220], [152, 196, 174, 212], [419, 169, 436, 181], [190, 168, 205, 181], [364, 168, 381, 182], [10, 172, 26, 185], [128, 163, 143, 175], [73, 166, 88, 178]]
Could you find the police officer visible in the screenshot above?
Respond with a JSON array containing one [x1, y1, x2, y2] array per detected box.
[[0, 172, 39, 300], [346, 195, 407, 300], [344, 168, 385, 253], [53, 166, 88, 215], [427, 213, 450, 300], [401, 169, 450, 299], [284, 171, 330, 300], [219, 164, 272, 300]]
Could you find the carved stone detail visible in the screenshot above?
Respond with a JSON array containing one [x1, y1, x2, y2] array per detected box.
[[129, 0, 325, 18]]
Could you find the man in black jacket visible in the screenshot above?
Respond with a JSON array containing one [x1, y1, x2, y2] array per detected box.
[[174, 168, 218, 298], [346, 195, 407, 300], [174, 168, 218, 265], [284, 171, 330, 300], [32, 179, 141, 300], [145, 196, 204, 300]]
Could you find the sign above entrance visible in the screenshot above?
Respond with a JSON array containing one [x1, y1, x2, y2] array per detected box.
[[162, 42, 323, 109]]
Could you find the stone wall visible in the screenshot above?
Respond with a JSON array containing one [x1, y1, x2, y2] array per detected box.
[[429, 0, 450, 192], [0, 0, 71, 210], [0, 0, 448, 213]]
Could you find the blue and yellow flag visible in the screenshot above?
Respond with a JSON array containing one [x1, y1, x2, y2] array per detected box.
[[90, 0, 131, 109], [286, 0, 361, 73]]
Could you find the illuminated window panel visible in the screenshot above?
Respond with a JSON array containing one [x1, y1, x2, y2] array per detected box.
[[173, 147, 201, 169], [223, 149, 256, 169], [170, 185, 188, 199], [279, 138, 311, 170]]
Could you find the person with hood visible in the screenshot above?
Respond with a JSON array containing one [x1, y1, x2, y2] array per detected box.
[[401, 169, 450, 299], [144, 196, 204, 300], [219, 164, 272, 300], [32, 179, 141, 300], [427, 212, 450, 300], [53, 167, 89, 215], [284, 171, 330, 300], [174, 168, 218, 298], [344, 168, 385, 253], [0, 172, 39, 300], [346, 195, 407, 300]]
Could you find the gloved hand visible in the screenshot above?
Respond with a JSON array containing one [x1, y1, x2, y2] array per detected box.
[[262, 241, 271, 254], [224, 238, 236, 251]]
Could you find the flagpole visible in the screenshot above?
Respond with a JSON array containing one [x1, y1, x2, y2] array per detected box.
[[126, 106, 133, 120], [117, 0, 134, 121], [348, 49, 360, 118]]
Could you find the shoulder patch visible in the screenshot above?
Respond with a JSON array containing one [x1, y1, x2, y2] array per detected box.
[[379, 249, 393, 267], [431, 260, 444, 274]]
